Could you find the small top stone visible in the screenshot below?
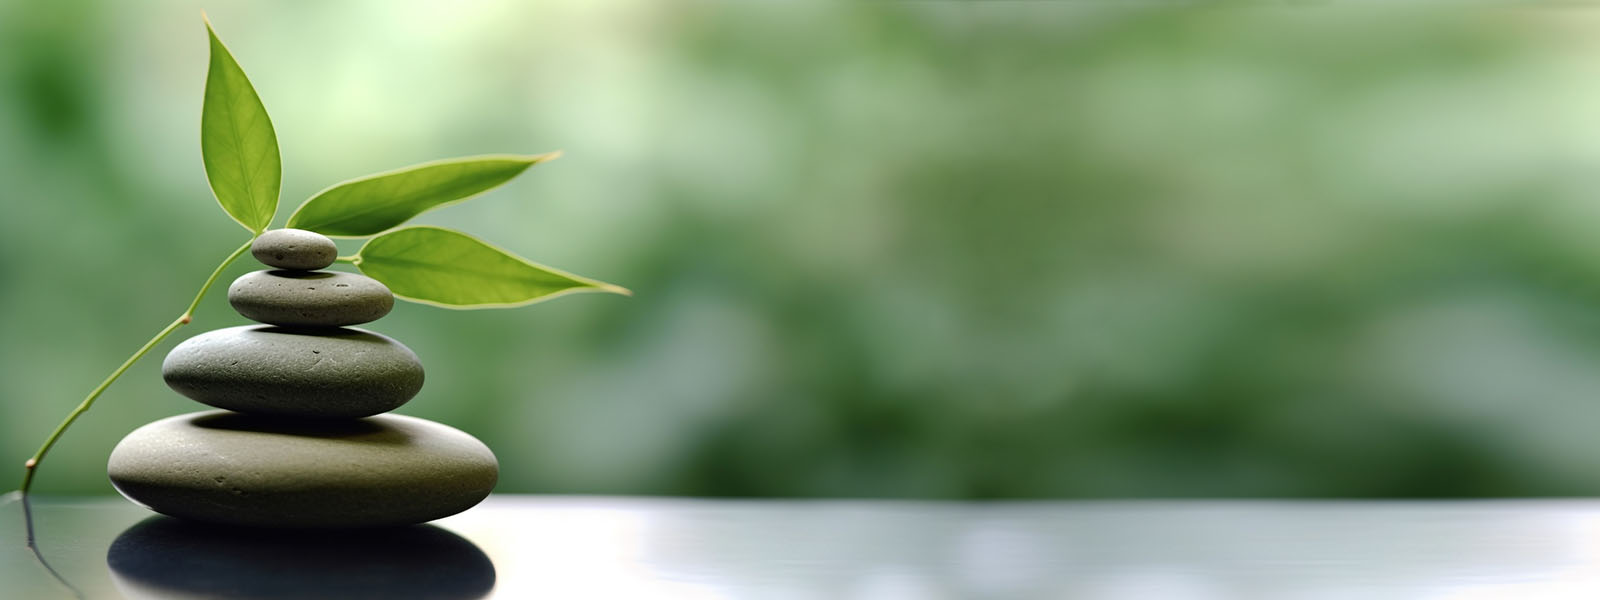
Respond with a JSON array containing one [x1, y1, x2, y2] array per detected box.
[[252, 228, 338, 271]]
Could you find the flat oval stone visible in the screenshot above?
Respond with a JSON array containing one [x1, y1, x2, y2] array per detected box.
[[229, 270, 393, 327], [108, 411, 498, 528], [163, 325, 423, 419], [251, 228, 338, 270]]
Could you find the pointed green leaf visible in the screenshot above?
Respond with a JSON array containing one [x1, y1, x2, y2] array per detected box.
[[355, 226, 629, 308], [201, 18, 280, 234], [288, 153, 559, 238]]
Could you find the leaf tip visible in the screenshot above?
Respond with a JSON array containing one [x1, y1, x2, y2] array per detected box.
[[595, 282, 632, 297], [514, 150, 563, 166]]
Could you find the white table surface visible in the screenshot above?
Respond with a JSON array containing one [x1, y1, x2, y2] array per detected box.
[[7, 493, 1600, 599]]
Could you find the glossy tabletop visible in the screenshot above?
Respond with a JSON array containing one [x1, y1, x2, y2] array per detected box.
[[6, 493, 1600, 599]]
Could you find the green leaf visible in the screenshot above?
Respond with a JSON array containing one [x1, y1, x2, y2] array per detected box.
[[287, 153, 559, 237], [201, 17, 280, 234], [355, 226, 629, 308]]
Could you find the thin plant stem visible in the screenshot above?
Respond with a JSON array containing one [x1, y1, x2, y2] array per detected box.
[[19, 238, 256, 494], [334, 255, 359, 264]]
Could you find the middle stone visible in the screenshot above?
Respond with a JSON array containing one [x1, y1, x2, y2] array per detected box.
[[163, 325, 425, 419], [229, 270, 394, 328]]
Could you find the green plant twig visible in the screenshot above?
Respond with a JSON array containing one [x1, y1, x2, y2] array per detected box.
[[18, 238, 256, 494]]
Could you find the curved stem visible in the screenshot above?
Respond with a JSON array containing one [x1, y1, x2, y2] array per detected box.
[[19, 238, 256, 494], [334, 255, 359, 264], [185, 239, 254, 317]]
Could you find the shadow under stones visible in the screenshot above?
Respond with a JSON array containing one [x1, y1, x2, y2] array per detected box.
[[187, 411, 409, 441], [253, 325, 391, 341], [107, 516, 496, 600]]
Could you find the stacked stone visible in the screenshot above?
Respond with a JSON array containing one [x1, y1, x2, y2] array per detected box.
[[108, 229, 498, 528]]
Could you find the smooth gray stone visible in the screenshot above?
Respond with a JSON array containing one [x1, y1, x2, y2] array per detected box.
[[251, 228, 338, 271], [163, 325, 423, 419], [108, 411, 499, 528], [228, 270, 394, 327]]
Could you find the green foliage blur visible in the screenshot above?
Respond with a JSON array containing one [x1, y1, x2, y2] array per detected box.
[[4, 1, 1600, 497]]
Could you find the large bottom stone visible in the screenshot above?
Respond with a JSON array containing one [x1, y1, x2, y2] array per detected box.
[[108, 411, 498, 528]]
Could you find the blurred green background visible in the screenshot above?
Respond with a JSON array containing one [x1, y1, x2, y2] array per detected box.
[[5, 1, 1600, 497]]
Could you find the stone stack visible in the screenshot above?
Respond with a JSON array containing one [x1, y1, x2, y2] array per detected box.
[[108, 229, 498, 528]]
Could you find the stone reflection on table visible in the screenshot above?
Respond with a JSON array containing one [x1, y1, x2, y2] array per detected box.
[[106, 517, 495, 600]]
